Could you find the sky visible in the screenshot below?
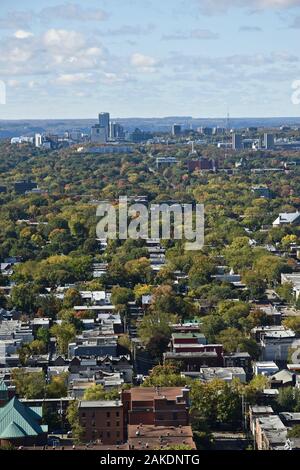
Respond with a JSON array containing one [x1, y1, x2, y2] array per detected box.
[[0, 0, 300, 119]]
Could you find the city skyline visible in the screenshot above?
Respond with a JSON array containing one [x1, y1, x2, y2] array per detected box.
[[0, 0, 300, 119]]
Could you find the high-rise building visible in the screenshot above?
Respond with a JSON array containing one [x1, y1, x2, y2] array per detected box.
[[264, 133, 274, 150], [172, 124, 181, 136], [35, 133, 42, 148], [91, 125, 107, 143], [98, 112, 110, 137], [110, 122, 125, 141], [232, 133, 243, 150], [198, 127, 213, 136]]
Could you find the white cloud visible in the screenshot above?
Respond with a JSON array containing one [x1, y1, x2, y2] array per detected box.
[[43, 29, 86, 51], [195, 0, 300, 14], [56, 73, 94, 85], [14, 30, 34, 39], [163, 29, 219, 40], [131, 53, 157, 72], [39, 3, 108, 22]]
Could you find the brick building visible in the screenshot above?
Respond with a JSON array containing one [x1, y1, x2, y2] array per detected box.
[[122, 387, 190, 431], [78, 399, 124, 445], [127, 424, 196, 450]]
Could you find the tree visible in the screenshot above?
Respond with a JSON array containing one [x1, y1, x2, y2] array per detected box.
[[150, 285, 191, 318], [29, 339, 46, 355], [190, 379, 242, 428], [111, 286, 134, 314], [216, 328, 244, 353], [124, 257, 152, 284], [283, 317, 300, 335], [83, 384, 120, 401], [276, 387, 300, 412], [201, 315, 225, 343], [0, 289, 7, 308], [117, 334, 132, 352], [46, 374, 68, 398], [216, 328, 260, 358], [242, 270, 267, 300], [142, 365, 187, 387], [66, 401, 84, 444], [36, 326, 50, 346], [133, 283, 152, 303], [50, 322, 76, 356], [276, 282, 294, 305], [288, 425, 300, 438], [12, 369, 46, 398], [63, 288, 82, 309], [188, 255, 216, 289], [10, 283, 38, 314], [254, 255, 288, 285], [138, 311, 177, 359]]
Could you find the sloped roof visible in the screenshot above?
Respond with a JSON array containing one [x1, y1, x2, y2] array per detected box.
[[0, 380, 8, 392], [0, 397, 47, 439], [0, 421, 27, 439]]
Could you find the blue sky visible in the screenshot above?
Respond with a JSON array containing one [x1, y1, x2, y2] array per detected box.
[[0, 0, 300, 119]]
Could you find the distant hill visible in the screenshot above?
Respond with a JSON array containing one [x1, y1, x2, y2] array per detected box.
[[1, 116, 300, 138]]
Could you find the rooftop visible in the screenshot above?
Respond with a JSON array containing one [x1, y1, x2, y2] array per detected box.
[[0, 397, 47, 439], [79, 400, 122, 408], [128, 424, 196, 450], [128, 387, 189, 402]]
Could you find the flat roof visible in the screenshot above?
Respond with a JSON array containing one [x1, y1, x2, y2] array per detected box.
[[129, 387, 188, 402], [79, 400, 122, 408]]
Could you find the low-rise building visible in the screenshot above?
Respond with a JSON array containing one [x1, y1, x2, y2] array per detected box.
[[181, 367, 246, 383], [0, 397, 48, 447], [128, 424, 196, 450], [253, 361, 279, 376], [79, 399, 124, 445], [122, 387, 190, 429], [273, 212, 300, 227]]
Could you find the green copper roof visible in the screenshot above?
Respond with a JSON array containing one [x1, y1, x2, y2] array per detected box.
[[0, 397, 47, 439], [0, 422, 27, 439], [0, 380, 8, 392]]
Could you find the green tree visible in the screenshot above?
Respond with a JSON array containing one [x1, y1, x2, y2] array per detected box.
[[50, 322, 76, 356], [66, 401, 84, 444], [138, 311, 177, 359]]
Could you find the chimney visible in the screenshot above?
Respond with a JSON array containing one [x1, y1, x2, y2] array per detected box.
[[181, 386, 190, 406]]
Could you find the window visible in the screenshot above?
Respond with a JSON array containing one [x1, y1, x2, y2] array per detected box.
[[107, 422, 110, 427], [116, 421, 120, 427], [106, 412, 110, 418], [82, 412, 86, 418], [92, 421, 96, 427], [116, 411, 120, 417], [107, 432, 110, 438], [116, 431, 120, 438], [173, 412, 178, 420]]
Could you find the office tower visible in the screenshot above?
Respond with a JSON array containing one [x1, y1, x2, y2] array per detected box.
[[232, 133, 243, 150], [172, 124, 181, 136], [264, 133, 274, 150], [198, 127, 213, 136], [110, 122, 125, 141], [98, 112, 110, 137], [91, 125, 107, 143], [35, 133, 42, 148]]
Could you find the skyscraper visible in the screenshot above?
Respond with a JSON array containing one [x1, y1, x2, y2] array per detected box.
[[110, 122, 125, 141], [264, 133, 274, 150], [91, 125, 107, 143], [232, 133, 243, 150], [98, 112, 110, 138], [172, 124, 181, 136]]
